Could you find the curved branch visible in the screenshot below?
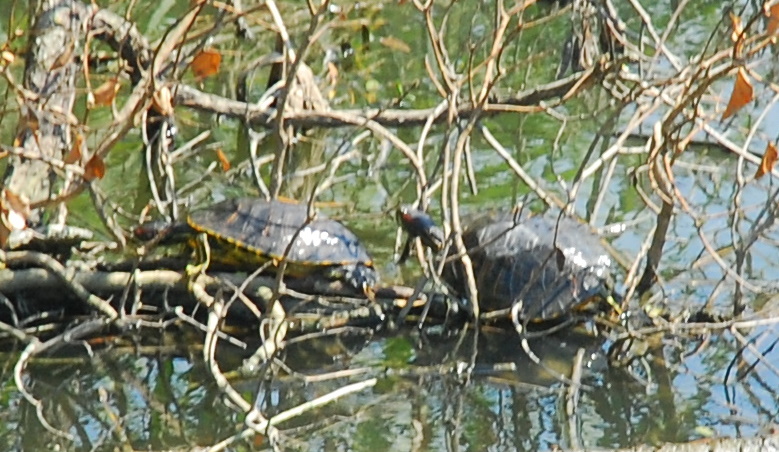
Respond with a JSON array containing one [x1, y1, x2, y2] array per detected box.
[[1, 250, 120, 321], [173, 67, 602, 129]]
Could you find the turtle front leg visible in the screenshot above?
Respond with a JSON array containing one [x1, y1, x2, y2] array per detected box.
[[186, 232, 212, 278]]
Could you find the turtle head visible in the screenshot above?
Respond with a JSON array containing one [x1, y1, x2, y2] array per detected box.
[[332, 263, 379, 300], [571, 270, 621, 316], [396, 205, 445, 252], [133, 221, 193, 243]]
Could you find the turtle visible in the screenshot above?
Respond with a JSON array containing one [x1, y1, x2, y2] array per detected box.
[[398, 206, 617, 323], [135, 198, 378, 296]]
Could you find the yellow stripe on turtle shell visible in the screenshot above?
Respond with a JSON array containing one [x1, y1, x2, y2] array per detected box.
[[186, 218, 373, 276]]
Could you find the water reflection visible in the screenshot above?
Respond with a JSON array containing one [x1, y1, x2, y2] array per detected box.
[[2, 321, 778, 450]]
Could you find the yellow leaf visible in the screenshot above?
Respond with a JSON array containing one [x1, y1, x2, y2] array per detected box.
[[730, 12, 743, 42], [0, 189, 29, 248], [379, 36, 411, 53], [729, 12, 746, 56], [152, 85, 174, 116], [326, 61, 339, 87], [755, 142, 778, 179], [191, 49, 221, 79], [721, 67, 753, 120]]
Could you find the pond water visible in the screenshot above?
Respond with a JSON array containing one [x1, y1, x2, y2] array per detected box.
[[1, 0, 779, 450]]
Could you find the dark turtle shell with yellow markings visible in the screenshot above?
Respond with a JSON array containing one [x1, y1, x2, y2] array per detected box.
[[187, 198, 378, 293]]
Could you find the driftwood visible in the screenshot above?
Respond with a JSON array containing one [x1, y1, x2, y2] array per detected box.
[[0, 248, 458, 333]]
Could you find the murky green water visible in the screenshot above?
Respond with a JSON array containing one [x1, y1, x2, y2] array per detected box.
[[1, 0, 779, 450]]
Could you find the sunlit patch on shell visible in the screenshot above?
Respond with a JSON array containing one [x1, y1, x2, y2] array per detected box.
[[562, 247, 589, 269], [562, 246, 612, 271], [297, 227, 341, 248]]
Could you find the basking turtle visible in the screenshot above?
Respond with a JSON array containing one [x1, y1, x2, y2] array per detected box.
[[398, 206, 617, 322], [136, 198, 378, 296]]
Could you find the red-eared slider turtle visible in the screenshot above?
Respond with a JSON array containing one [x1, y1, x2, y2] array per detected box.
[[398, 206, 616, 322], [136, 198, 378, 295]]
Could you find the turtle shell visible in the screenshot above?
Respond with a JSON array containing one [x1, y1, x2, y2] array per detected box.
[[444, 212, 614, 321], [187, 198, 377, 290]]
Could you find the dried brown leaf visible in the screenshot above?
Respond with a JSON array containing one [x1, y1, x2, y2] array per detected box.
[[65, 132, 84, 164], [755, 142, 778, 179], [50, 42, 74, 71], [25, 114, 39, 132], [1, 189, 29, 231], [191, 49, 221, 79], [722, 67, 754, 120], [93, 78, 121, 107], [215, 148, 230, 172], [766, 3, 779, 36], [379, 36, 411, 53], [84, 155, 106, 181]]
